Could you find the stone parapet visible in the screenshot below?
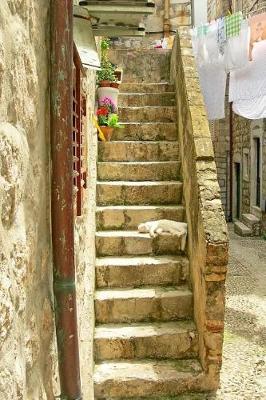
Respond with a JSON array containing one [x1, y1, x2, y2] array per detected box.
[[170, 31, 229, 390]]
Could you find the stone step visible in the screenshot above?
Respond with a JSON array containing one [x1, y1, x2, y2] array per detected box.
[[242, 213, 261, 235], [112, 122, 177, 141], [95, 255, 189, 288], [234, 220, 252, 237], [94, 359, 203, 398], [119, 106, 176, 123], [119, 92, 176, 107], [97, 181, 183, 206], [95, 286, 193, 324], [120, 82, 175, 93], [98, 141, 180, 162], [94, 321, 198, 361], [97, 161, 181, 182], [95, 231, 185, 257], [96, 205, 185, 230]]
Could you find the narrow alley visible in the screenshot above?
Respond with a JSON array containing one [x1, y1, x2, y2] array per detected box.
[[1, 1, 266, 399]]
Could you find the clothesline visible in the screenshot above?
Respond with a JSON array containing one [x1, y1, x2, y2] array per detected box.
[[191, 10, 266, 121]]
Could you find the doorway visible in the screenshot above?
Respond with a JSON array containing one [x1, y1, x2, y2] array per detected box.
[[254, 137, 261, 208], [234, 162, 241, 220]]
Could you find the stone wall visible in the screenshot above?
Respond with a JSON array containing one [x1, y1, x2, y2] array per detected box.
[[170, 28, 228, 389], [0, 1, 58, 399], [146, 0, 191, 33], [0, 2, 98, 398], [208, 0, 266, 227]]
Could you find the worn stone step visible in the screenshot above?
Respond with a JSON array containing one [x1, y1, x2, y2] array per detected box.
[[97, 181, 183, 206], [97, 161, 181, 182], [242, 213, 261, 235], [98, 141, 179, 162], [119, 106, 176, 123], [119, 92, 176, 107], [95, 286, 193, 324], [94, 359, 203, 398], [94, 321, 198, 361], [234, 220, 252, 237], [112, 122, 177, 141], [95, 255, 189, 288], [120, 82, 175, 93], [95, 231, 185, 257], [96, 205, 185, 230]]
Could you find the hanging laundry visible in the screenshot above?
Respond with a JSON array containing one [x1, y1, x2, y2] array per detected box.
[[232, 94, 266, 119], [225, 11, 243, 38], [230, 40, 266, 119], [224, 20, 249, 72], [191, 21, 226, 120], [217, 17, 227, 55], [249, 12, 266, 60], [198, 64, 227, 120]]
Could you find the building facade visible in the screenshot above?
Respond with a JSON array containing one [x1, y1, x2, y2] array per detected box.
[[208, 0, 266, 234]]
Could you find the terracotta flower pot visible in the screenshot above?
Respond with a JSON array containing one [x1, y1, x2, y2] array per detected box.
[[110, 82, 120, 89], [99, 126, 114, 141], [99, 80, 111, 87]]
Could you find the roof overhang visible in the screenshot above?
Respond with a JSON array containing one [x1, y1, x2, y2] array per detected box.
[[76, 0, 155, 37]]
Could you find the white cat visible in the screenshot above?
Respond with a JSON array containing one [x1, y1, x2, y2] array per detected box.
[[138, 220, 188, 251]]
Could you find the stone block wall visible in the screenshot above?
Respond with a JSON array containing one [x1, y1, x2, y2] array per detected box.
[[171, 28, 228, 389], [208, 0, 266, 225], [0, 1, 58, 399], [146, 0, 191, 32], [0, 2, 98, 399]]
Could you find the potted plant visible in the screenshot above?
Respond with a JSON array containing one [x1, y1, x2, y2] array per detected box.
[[96, 60, 116, 87], [96, 97, 123, 141], [96, 39, 116, 87]]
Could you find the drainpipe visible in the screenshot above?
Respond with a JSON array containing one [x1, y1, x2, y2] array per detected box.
[[164, 0, 170, 37], [50, 1, 82, 399]]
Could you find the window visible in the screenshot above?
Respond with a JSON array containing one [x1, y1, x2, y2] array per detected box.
[[73, 43, 87, 217]]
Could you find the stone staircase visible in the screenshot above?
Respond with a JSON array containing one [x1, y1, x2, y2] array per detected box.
[[234, 213, 261, 237], [93, 82, 204, 399]]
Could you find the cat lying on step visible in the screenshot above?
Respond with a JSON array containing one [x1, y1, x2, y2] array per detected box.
[[138, 220, 188, 251]]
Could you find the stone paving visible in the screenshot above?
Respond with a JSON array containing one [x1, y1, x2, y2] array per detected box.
[[209, 224, 266, 400]]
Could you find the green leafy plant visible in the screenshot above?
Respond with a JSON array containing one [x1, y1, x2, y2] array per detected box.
[[106, 113, 124, 129], [96, 38, 116, 84]]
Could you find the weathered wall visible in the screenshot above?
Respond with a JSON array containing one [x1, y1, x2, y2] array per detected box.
[[208, 0, 266, 226], [171, 28, 228, 389], [75, 69, 97, 400], [146, 0, 191, 32], [0, 1, 58, 399]]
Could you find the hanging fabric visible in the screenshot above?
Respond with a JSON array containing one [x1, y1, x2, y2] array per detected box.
[[249, 12, 266, 60], [191, 21, 226, 120], [198, 64, 227, 120], [217, 17, 227, 55], [230, 39, 266, 119], [224, 20, 249, 71], [225, 11, 243, 38]]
